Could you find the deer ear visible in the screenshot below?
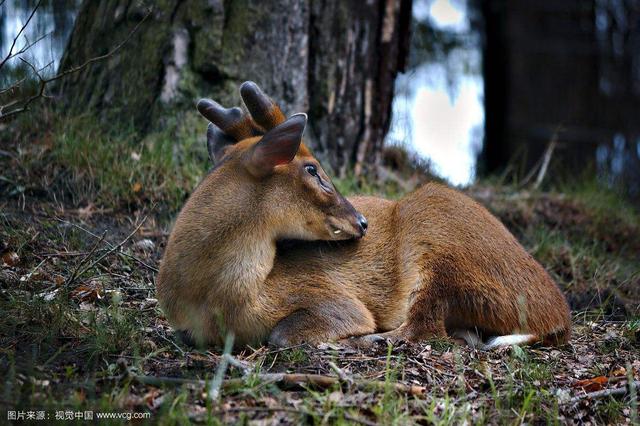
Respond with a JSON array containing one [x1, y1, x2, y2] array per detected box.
[[207, 123, 235, 163], [243, 113, 307, 177]]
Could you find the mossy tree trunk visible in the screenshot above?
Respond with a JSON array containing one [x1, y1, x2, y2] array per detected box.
[[58, 0, 412, 175]]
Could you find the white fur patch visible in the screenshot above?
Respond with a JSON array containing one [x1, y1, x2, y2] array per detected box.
[[451, 329, 484, 348], [483, 334, 536, 349]]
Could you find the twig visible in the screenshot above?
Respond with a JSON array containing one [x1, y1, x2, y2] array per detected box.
[[0, 8, 151, 120], [520, 127, 560, 188], [0, 0, 42, 72], [4, 32, 52, 65], [205, 406, 379, 426], [55, 217, 158, 273], [208, 333, 235, 401], [0, 58, 52, 97], [246, 343, 309, 360], [70, 215, 149, 283], [65, 230, 107, 286], [21, 257, 48, 282], [222, 353, 254, 376], [131, 372, 426, 397], [328, 361, 354, 385], [568, 381, 640, 404], [155, 329, 186, 356], [533, 138, 557, 189]]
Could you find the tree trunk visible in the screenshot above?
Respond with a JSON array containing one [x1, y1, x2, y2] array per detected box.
[[476, 0, 640, 197], [58, 0, 412, 175]]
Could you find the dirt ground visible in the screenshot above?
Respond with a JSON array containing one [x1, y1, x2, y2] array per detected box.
[[1, 183, 639, 424]]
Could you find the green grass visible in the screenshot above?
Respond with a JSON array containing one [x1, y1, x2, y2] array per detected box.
[[3, 111, 209, 214], [334, 172, 407, 199], [559, 178, 640, 228], [2, 117, 640, 424]]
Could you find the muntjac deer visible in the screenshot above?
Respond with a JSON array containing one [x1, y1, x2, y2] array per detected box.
[[156, 82, 571, 349]]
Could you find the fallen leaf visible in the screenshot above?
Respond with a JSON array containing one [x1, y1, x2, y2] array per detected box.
[[36, 288, 59, 302], [141, 298, 158, 309], [573, 376, 608, 392], [2, 251, 19, 266], [71, 280, 104, 302], [143, 389, 163, 409], [133, 238, 155, 252], [611, 366, 626, 377], [78, 301, 96, 311], [76, 203, 95, 219]]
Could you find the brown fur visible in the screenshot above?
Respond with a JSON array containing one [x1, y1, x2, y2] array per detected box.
[[156, 144, 571, 348], [157, 84, 570, 348]]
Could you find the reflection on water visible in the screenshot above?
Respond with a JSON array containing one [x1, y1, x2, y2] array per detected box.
[[386, 0, 484, 186], [0, 0, 80, 80]]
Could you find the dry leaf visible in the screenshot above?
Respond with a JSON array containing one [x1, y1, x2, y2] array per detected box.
[[37, 288, 59, 302], [71, 280, 104, 302], [573, 376, 608, 392], [76, 203, 95, 219], [611, 367, 626, 377], [2, 251, 19, 266], [143, 389, 163, 409]]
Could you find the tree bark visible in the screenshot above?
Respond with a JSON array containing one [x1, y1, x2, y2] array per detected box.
[[58, 0, 412, 175]]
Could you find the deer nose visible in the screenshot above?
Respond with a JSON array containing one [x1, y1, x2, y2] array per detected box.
[[357, 214, 368, 235]]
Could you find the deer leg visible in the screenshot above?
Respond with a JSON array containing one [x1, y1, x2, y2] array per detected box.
[[345, 281, 449, 347], [268, 297, 376, 347]]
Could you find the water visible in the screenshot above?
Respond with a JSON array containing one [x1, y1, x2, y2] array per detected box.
[[386, 0, 484, 187], [0, 0, 81, 81]]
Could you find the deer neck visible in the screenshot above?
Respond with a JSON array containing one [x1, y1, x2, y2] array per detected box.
[[208, 224, 276, 298], [187, 177, 278, 300]]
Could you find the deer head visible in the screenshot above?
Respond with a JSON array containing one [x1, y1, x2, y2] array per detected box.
[[195, 81, 368, 241]]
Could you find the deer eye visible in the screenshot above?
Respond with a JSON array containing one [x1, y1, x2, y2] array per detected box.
[[304, 164, 318, 176]]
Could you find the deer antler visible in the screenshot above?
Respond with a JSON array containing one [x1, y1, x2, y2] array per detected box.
[[196, 81, 288, 146], [240, 81, 286, 131], [196, 99, 259, 141]]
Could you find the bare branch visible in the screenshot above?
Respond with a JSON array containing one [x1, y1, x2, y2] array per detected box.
[[533, 137, 558, 189], [568, 380, 640, 404], [130, 372, 427, 397], [328, 361, 354, 385], [4, 31, 52, 63], [67, 213, 149, 285], [0, 61, 53, 96], [0, 8, 151, 121], [520, 126, 562, 188], [0, 0, 43, 72]]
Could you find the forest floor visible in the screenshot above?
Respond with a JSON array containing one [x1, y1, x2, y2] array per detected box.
[[1, 119, 639, 424]]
